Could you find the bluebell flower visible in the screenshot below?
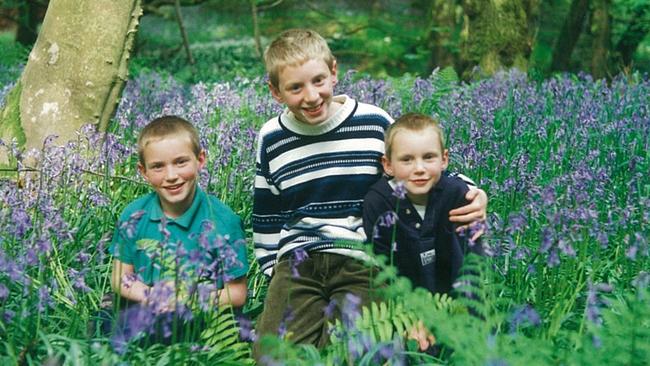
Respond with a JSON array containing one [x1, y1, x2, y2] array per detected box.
[[291, 248, 309, 278], [277, 307, 294, 338], [0, 283, 8, 301], [323, 298, 337, 319], [509, 304, 541, 333], [238, 316, 257, 342], [392, 181, 407, 200]]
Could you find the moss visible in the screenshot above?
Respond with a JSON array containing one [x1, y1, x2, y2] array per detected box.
[[0, 81, 26, 147]]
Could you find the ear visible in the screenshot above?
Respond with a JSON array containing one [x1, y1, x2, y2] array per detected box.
[[269, 81, 283, 103], [381, 155, 393, 176], [331, 59, 338, 86], [137, 162, 148, 182], [441, 149, 449, 170], [197, 149, 207, 170]]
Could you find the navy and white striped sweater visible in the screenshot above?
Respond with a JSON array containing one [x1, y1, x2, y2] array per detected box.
[[253, 95, 393, 275]]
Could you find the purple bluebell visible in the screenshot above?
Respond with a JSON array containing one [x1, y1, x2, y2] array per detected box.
[[238, 316, 257, 342], [509, 304, 541, 333], [0, 283, 8, 300], [290, 248, 309, 278], [323, 298, 337, 319], [391, 181, 407, 200], [277, 307, 295, 338], [342, 293, 361, 329]]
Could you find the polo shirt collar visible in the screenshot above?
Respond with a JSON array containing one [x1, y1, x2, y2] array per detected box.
[[149, 186, 205, 229]]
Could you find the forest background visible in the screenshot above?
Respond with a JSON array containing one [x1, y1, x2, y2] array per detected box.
[[0, 0, 649, 365]]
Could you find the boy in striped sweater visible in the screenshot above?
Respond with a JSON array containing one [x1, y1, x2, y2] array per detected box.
[[252, 29, 487, 352]]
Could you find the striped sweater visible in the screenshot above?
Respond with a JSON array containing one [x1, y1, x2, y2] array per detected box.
[[253, 95, 393, 275]]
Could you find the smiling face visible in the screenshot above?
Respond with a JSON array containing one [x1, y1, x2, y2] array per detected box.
[[269, 58, 339, 126], [138, 133, 206, 218], [382, 126, 449, 205]]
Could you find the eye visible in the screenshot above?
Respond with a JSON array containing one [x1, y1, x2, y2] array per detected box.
[[314, 77, 325, 85], [288, 84, 301, 93], [424, 153, 437, 160]]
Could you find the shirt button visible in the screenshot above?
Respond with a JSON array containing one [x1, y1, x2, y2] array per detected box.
[[415, 223, 421, 229], [405, 208, 411, 215]]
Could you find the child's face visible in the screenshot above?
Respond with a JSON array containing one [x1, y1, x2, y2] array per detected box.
[[138, 134, 206, 218], [270, 58, 338, 126], [382, 127, 449, 205]]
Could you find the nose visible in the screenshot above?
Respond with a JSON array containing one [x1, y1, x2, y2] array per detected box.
[[414, 159, 426, 173], [304, 84, 319, 103], [164, 166, 178, 181]]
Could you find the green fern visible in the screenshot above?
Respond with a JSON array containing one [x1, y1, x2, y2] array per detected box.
[[572, 287, 650, 365], [423, 66, 460, 117], [200, 306, 253, 364], [329, 292, 462, 345]]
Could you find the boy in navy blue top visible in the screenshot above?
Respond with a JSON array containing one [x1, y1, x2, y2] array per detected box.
[[363, 113, 484, 295]]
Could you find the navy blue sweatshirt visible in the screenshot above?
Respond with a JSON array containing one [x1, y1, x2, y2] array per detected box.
[[363, 174, 483, 295]]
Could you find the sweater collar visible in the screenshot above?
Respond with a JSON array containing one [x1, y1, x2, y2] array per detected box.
[[279, 95, 355, 136]]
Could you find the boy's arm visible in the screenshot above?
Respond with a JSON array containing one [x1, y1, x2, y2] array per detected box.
[[111, 259, 150, 303], [362, 192, 393, 258], [214, 276, 247, 307], [449, 188, 487, 241], [446, 173, 487, 241]]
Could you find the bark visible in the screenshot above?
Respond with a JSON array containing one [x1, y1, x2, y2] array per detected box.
[[15, 0, 44, 46], [459, 0, 533, 78], [550, 0, 589, 72], [615, 3, 650, 68], [0, 0, 143, 160], [174, 0, 194, 64], [590, 0, 610, 79], [251, 0, 262, 58], [426, 0, 460, 72]]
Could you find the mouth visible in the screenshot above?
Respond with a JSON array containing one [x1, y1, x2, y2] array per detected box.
[[163, 182, 185, 193], [302, 102, 324, 117], [410, 179, 430, 187]]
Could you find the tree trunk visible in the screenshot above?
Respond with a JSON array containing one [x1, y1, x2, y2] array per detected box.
[[459, 0, 533, 78], [0, 0, 142, 161], [550, 0, 589, 72], [590, 0, 610, 79], [15, 0, 44, 46], [615, 3, 650, 68], [426, 0, 460, 73]]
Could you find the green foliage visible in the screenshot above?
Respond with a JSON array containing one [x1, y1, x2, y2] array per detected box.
[[0, 81, 26, 157], [200, 308, 254, 364], [0, 32, 29, 68]]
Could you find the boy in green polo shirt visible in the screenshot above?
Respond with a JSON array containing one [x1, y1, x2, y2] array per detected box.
[[108, 115, 248, 338]]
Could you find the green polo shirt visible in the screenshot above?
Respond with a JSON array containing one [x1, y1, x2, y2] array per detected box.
[[109, 186, 248, 287]]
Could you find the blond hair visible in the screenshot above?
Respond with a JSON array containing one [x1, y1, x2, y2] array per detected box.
[[264, 28, 335, 88], [384, 113, 446, 159], [137, 115, 201, 165]]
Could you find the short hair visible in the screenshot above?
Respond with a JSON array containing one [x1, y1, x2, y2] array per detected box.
[[384, 113, 446, 159], [137, 115, 201, 165], [264, 28, 335, 89]]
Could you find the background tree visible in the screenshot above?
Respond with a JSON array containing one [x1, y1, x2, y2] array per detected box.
[[423, 0, 462, 72], [614, 1, 650, 70], [550, 0, 590, 72], [459, 0, 539, 78], [590, 0, 611, 79], [0, 0, 142, 160]]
